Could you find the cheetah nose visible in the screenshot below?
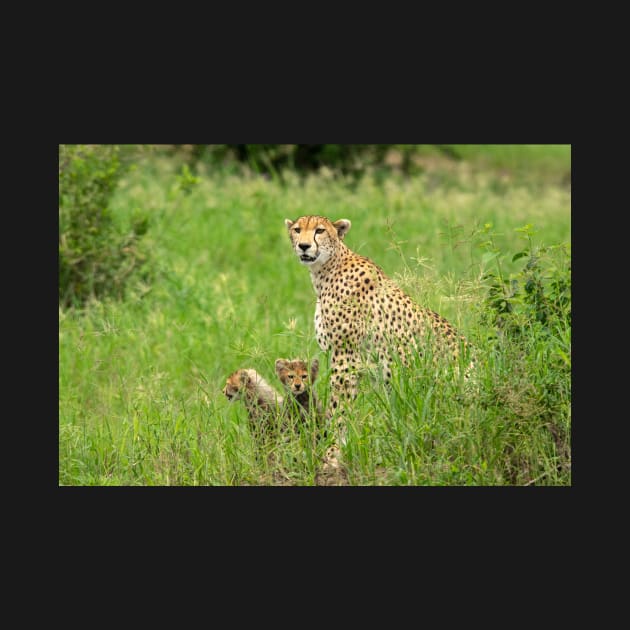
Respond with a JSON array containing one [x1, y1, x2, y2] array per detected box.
[[298, 243, 311, 252], [294, 383, 302, 390]]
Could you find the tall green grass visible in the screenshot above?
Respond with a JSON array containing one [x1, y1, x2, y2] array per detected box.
[[59, 147, 571, 485]]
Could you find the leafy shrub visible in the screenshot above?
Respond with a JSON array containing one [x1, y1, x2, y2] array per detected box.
[[478, 224, 571, 342], [477, 224, 571, 482], [59, 145, 150, 308]]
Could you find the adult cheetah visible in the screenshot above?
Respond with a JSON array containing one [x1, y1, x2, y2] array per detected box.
[[284, 215, 472, 439]]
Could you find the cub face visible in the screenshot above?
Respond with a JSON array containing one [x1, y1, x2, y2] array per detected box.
[[275, 358, 319, 395], [222, 369, 250, 401], [284, 216, 351, 267]]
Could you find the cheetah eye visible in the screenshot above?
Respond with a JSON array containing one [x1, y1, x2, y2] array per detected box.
[[288, 374, 294, 379], [293, 227, 301, 234], [315, 228, 325, 235]]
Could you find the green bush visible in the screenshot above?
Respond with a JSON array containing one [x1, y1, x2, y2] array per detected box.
[[59, 145, 150, 308], [479, 224, 571, 342], [476, 225, 571, 482]]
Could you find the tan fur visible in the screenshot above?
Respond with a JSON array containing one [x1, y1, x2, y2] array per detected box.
[[222, 368, 284, 436], [275, 358, 323, 424]]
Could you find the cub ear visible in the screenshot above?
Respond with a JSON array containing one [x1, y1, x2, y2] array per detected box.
[[275, 359, 288, 374], [333, 219, 351, 240], [310, 358, 319, 381], [284, 219, 294, 229]]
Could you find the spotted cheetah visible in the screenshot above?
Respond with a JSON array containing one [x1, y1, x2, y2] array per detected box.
[[284, 215, 472, 464], [275, 358, 323, 425], [222, 368, 284, 438]]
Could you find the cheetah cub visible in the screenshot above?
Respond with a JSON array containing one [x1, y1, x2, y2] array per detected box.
[[275, 358, 323, 424], [222, 368, 284, 437]]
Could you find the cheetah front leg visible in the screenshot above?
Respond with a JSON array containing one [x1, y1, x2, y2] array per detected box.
[[321, 350, 360, 476]]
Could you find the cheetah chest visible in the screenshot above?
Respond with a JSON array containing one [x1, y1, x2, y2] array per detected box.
[[314, 289, 371, 352]]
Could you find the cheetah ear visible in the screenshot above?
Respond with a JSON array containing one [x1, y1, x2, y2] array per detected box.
[[275, 359, 288, 374], [284, 219, 294, 230], [310, 358, 319, 382], [333, 219, 351, 240]]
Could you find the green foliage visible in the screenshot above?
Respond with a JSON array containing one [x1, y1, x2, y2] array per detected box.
[[59, 144, 150, 308], [472, 224, 571, 483], [478, 222, 571, 342], [173, 163, 200, 195]]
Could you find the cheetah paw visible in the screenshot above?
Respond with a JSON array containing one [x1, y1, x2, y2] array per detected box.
[[323, 445, 342, 470]]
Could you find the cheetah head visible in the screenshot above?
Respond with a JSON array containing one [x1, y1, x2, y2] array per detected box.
[[222, 369, 250, 401], [284, 215, 351, 267], [275, 358, 319, 395]]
